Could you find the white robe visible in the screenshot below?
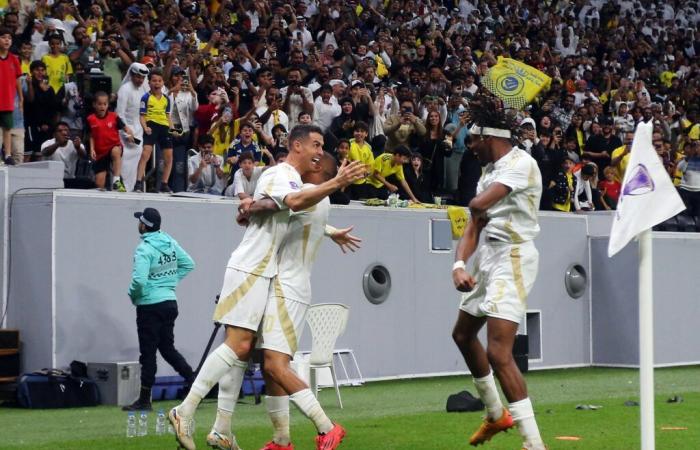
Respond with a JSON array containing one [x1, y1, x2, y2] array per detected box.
[[116, 80, 148, 191]]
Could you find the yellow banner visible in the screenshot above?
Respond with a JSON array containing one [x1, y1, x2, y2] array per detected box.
[[447, 206, 468, 240], [481, 57, 552, 110]]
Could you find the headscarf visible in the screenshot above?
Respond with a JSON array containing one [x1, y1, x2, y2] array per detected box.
[[120, 63, 150, 88]]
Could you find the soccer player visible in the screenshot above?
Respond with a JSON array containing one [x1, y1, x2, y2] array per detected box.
[[216, 152, 359, 450], [450, 95, 546, 450], [168, 125, 365, 450]]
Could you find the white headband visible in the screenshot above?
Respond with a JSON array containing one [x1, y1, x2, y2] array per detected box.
[[469, 125, 512, 139]]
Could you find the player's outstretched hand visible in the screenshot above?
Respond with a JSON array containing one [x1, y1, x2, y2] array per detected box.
[[331, 226, 362, 254], [335, 160, 367, 188], [453, 268, 476, 292]]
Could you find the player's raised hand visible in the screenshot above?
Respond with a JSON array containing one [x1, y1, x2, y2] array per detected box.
[[330, 226, 362, 254], [453, 269, 476, 292], [335, 160, 367, 188]]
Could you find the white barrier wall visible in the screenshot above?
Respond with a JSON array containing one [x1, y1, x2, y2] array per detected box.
[[7, 192, 594, 378]]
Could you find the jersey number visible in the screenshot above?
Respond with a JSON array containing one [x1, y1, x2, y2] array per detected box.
[[158, 251, 177, 265]]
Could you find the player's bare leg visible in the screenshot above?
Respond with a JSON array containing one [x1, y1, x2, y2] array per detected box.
[[263, 350, 345, 450]]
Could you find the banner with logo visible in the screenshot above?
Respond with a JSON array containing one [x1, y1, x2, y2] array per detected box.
[[481, 57, 552, 110]]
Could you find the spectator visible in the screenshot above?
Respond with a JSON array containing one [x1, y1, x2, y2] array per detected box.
[[403, 153, 431, 203], [417, 109, 451, 194], [42, 33, 72, 94], [86, 91, 134, 191], [280, 67, 313, 130], [550, 156, 577, 213], [24, 60, 58, 163], [368, 145, 419, 203], [584, 117, 621, 173], [136, 69, 174, 193], [187, 135, 225, 196], [41, 121, 87, 182], [611, 131, 635, 182], [599, 166, 622, 209], [167, 66, 199, 192], [0, 27, 21, 165], [209, 109, 236, 164], [347, 121, 374, 200], [256, 86, 288, 137], [312, 84, 340, 133], [328, 96, 357, 142], [678, 140, 700, 218], [226, 151, 266, 199], [116, 63, 149, 191], [383, 99, 426, 152]]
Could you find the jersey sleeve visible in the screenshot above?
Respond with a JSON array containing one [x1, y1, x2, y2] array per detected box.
[[139, 93, 149, 115], [394, 163, 405, 181], [258, 166, 302, 210]]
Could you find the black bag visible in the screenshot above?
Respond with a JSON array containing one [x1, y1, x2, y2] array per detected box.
[[17, 369, 100, 408], [70, 157, 96, 188], [446, 390, 485, 413]]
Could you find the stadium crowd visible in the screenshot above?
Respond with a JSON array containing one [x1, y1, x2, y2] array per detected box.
[[1, 0, 700, 214]]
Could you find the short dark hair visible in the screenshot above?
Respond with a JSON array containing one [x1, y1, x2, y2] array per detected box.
[[339, 96, 353, 106], [393, 145, 411, 157], [30, 60, 46, 71], [0, 27, 12, 38], [353, 121, 369, 132], [197, 134, 215, 146], [289, 124, 324, 146], [239, 151, 254, 163], [582, 164, 596, 176], [93, 91, 109, 101], [240, 121, 255, 131], [148, 68, 164, 80]]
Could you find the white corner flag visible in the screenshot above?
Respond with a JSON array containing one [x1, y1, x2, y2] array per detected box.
[[608, 122, 685, 257]]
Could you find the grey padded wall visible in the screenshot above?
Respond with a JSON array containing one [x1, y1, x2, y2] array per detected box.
[[9, 192, 596, 378]]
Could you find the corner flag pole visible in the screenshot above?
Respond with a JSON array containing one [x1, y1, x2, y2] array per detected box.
[[638, 229, 655, 450]]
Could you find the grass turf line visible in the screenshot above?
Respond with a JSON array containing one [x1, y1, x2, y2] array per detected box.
[[2, 366, 698, 449]]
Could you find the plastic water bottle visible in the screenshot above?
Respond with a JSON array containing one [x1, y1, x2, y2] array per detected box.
[[155, 409, 166, 435], [126, 412, 137, 438], [138, 411, 148, 436]]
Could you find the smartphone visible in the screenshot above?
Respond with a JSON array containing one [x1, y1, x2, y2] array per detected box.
[[133, 137, 141, 145], [182, 73, 190, 87]]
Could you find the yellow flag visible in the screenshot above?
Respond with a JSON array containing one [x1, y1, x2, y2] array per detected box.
[[447, 206, 468, 240], [481, 57, 552, 110]]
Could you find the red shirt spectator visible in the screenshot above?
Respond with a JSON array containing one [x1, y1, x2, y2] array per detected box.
[[87, 111, 124, 159]]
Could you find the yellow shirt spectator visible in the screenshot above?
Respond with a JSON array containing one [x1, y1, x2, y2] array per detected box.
[[42, 53, 73, 93], [610, 145, 630, 182], [369, 152, 406, 189], [139, 92, 171, 127], [348, 139, 374, 185]]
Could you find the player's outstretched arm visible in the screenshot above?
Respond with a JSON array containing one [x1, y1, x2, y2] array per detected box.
[[325, 224, 362, 254], [284, 160, 367, 212]]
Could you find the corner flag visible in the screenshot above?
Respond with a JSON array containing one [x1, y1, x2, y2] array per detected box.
[[607, 122, 685, 257], [480, 57, 551, 110]]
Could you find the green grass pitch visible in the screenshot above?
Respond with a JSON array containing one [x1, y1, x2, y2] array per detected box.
[[2, 366, 699, 449]]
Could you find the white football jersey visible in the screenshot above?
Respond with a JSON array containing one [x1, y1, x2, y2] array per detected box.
[[477, 147, 542, 244], [227, 163, 302, 278], [276, 184, 331, 304]]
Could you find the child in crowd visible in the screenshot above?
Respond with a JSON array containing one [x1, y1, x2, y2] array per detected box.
[[369, 145, 420, 203], [0, 28, 22, 165], [335, 139, 350, 164], [347, 121, 374, 199], [136, 69, 174, 193], [550, 156, 576, 212], [86, 91, 135, 191], [599, 166, 621, 209], [41, 34, 72, 94]]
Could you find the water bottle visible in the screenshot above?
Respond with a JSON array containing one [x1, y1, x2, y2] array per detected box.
[[155, 409, 166, 435], [126, 412, 137, 438], [138, 411, 148, 437]]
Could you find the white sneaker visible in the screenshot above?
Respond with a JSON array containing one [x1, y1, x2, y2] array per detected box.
[[206, 429, 243, 450], [169, 407, 196, 450]]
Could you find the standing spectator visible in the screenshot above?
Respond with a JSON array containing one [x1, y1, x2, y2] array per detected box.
[[583, 117, 621, 173], [312, 84, 340, 133], [117, 63, 149, 191], [187, 135, 226, 195], [42, 33, 72, 94], [167, 67, 199, 187], [678, 140, 700, 219], [86, 92, 134, 191], [136, 69, 174, 193], [328, 97, 357, 142], [280, 67, 313, 130], [0, 28, 21, 165], [550, 156, 577, 212], [256, 86, 289, 137], [124, 207, 195, 411], [599, 167, 622, 209], [383, 99, 426, 152], [347, 121, 374, 199], [403, 153, 431, 203], [24, 60, 58, 163], [41, 121, 87, 183], [418, 110, 451, 194]]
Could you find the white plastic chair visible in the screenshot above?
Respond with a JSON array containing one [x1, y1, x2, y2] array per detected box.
[[305, 303, 349, 409]]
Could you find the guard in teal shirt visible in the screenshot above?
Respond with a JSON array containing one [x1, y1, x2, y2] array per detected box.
[[123, 207, 195, 411]]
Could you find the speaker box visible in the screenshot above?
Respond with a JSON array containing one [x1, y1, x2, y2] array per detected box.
[[513, 334, 529, 373]]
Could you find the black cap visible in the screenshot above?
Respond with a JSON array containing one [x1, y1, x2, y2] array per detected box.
[[134, 207, 161, 230]]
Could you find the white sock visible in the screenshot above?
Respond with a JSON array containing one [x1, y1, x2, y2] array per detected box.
[[290, 389, 333, 434], [113, 175, 121, 182], [509, 397, 543, 446], [179, 344, 245, 417], [213, 367, 247, 435], [474, 372, 504, 420], [266, 395, 291, 445]]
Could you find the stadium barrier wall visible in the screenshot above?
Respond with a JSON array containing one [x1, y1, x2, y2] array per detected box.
[[7, 191, 594, 379]]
